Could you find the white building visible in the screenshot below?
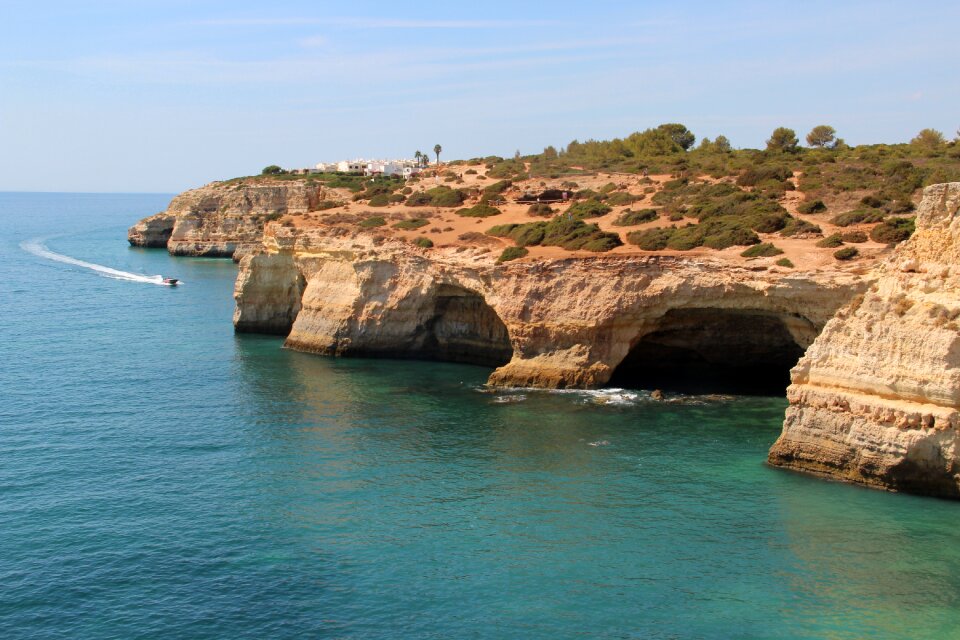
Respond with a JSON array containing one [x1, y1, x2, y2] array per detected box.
[[336, 160, 365, 174]]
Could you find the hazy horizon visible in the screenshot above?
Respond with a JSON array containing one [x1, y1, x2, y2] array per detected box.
[[2, 0, 958, 193]]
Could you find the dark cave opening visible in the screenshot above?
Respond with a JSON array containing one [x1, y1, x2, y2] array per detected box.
[[417, 285, 513, 368], [607, 308, 807, 395]]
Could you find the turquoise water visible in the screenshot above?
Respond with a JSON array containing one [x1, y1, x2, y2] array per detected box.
[[2, 193, 960, 639]]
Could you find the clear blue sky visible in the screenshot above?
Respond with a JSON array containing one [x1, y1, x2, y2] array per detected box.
[[2, 0, 958, 193]]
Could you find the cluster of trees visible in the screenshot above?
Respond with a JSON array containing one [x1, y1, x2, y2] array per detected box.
[[413, 145, 443, 167]]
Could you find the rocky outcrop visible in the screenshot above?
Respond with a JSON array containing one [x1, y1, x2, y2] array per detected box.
[[128, 179, 325, 258], [127, 212, 175, 248], [769, 183, 960, 497], [234, 225, 865, 390]]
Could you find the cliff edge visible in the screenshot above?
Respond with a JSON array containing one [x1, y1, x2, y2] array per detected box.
[[128, 179, 325, 258], [769, 183, 960, 497]]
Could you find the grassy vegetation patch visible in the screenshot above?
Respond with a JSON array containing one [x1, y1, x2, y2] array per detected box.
[[816, 233, 844, 248], [359, 216, 387, 228], [456, 204, 502, 218], [497, 246, 529, 263], [797, 199, 826, 214], [392, 218, 430, 230], [870, 217, 915, 244], [413, 237, 434, 248], [612, 209, 658, 226], [527, 203, 555, 217], [775, 257, 795, 268], [565, 199, 612, 218], [740, 242, 784, 258], [830, 209, 886, 226], [405, 186, 467, 208], [834, 247, 859, 261], [487, 216, 623, 252]]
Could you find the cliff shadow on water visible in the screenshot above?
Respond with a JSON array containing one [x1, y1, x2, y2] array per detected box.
[[607, 308, 807, 396]]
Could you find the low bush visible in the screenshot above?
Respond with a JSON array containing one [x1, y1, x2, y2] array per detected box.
[[816, 233, 844, 248], [797, 199, 826, 214], [834, 247, 859, 260], [566, 199, 612, 218], [860, 194, 886, 208], [740, 243, 784, 258], [359, 216, 387, 228], [413, 237, 434, 248], [775, 257, 795, 268], [870, 217, 915, 244], [780, 217, 822, 237], [368, 194, 391, 207], [487, 215, 622, 252], [405, 186, 467, 207], [527, 203, 555, 217], [465, 169, 477, 175], [841, 230, 868, 243], [736, 165, 792, 187], [392, 218, 429, 230], [830, 209, 886, 226], [612, 209, 658, 226], [605, 192, 641, 206], [497, 246, 528, 263], [314, 200, 343, 211], [627, 227, 674, 250], [456, 204, 502, 218]]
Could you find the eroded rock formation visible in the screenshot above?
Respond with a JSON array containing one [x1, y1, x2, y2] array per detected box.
[[769, 183, 960, 497], [234, 225, 865, 390], [128, 180, 325, 258]]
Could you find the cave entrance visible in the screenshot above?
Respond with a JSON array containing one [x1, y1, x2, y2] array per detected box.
[[418, 285, 513, 368], [608, 308, 807, 395]]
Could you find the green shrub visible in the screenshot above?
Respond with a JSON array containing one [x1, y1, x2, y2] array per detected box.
[[314, 200, 342, 211], [486, 224, 518, 238], [393, 218, 429, 230], [830, 209, 886, 226], [527, 203, 555, 217], [456, 204, 502, 218], [497, 246, 528, 263], [612, 209, 658, 226], [368, 194, 391, 207], [736, 165, 792, 186], [834, 247, 859, 261], [627, 227, 675, 250], [841, 230, 868, 243], [775, 257, 795, 268], [860, 194, 886, 208], [429, 187, 467, 207], [741, 243, 784, 258], [816, 233, 844, 248], [359, 216, 387, 228], [870, 217, 915, 244], [797, 199, 826, 214], [465, 169, 477, 175], [605, 192, 640, 206], [566, 199, 612, 218], [413, 237, 434, 248], [780, 217, 822, 237], [404, 191, 433, 206], [488, 216, 622, 252], [667, 225, 705, 250]]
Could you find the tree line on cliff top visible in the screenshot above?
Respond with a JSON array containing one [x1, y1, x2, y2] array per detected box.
[[474, 123, 960, 195]]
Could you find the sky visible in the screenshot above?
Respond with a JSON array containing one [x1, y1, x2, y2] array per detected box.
[[1, 0, 958, 193]]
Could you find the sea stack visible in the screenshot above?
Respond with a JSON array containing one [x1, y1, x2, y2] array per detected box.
[[769, 183, 960, 497]]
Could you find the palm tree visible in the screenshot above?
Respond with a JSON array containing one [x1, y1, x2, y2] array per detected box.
[[414, 150, 422, 167], [434, 144, 442, 166]]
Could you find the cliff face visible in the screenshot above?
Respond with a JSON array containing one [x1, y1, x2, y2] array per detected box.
[[234, 226, 865, 391], [769, 183, 960, 497], [128, 180, 325, 258]]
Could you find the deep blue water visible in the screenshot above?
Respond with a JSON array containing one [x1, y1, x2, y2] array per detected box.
[[2, 193, 959, 639]]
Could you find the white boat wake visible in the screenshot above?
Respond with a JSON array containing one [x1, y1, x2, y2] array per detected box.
[[21, 238, 178, 286]]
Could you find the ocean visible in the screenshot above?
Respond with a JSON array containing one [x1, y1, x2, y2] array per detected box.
[[2, 192, 959, 639]]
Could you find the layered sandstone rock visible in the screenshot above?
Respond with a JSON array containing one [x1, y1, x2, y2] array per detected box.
[[234, 225, 865, 390], [128, 180, 325, 258], [769, 183, 960, 497]]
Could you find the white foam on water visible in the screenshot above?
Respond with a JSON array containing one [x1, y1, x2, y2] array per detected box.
[[21, 238, 177, 286], [477, 385, 739, 406]]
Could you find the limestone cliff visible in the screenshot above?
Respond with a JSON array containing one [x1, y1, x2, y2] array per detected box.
[[769, 183, 960, 497], [234, 225, 865, 391], [128, 179, 325, 258]]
